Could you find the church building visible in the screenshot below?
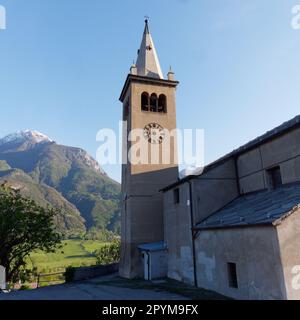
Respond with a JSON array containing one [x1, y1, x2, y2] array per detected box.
[[119, 20, 300, 300]]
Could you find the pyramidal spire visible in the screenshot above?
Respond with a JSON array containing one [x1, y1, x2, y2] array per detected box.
[[135, 19, 164, 79]]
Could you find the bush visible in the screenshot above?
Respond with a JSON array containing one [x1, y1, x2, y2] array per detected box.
[[64, 266, 76, 283], [19, 285, 31, 291], [12, 267, 37, 285], [94, 240, 120, 265]]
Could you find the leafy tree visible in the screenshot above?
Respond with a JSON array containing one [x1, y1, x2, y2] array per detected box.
[[84, 227, 116, 242], [0, 182, 62, 282], [94, 240, 120, 265]]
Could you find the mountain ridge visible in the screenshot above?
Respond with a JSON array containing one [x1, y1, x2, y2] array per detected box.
[[0, 131, 121, 236]]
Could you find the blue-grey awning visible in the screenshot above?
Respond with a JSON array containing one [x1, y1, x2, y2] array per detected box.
[[138, 241, 167, 252]]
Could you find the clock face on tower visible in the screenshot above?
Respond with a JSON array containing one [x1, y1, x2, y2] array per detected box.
[[143, 123, 165, 144]]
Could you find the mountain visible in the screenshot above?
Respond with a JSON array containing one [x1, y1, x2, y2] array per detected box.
[[0, 130, 53, 147], [0, 131, 121, 236], [0, 162, 85, 236]]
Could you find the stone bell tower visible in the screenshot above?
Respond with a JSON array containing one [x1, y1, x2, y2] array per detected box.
[[119, 20, 179, 278]]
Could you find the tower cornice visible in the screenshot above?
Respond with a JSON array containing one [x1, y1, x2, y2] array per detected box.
[[119, 74, 179, 102]]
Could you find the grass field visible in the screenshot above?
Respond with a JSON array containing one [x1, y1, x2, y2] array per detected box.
[[27, 240, 109, 274]]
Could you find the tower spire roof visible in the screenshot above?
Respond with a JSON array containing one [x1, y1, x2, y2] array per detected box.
[[135, 19, 164, 79], [144, 18, 150, 34]]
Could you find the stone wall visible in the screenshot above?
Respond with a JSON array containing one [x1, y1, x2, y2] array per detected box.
[[163, 159, 239, 285], [192, 158, 239, 223], [276, 208, 300, 300], [195, 226, 286, 300], [72, 263, 119, 282], [163, 182, 194, 285]]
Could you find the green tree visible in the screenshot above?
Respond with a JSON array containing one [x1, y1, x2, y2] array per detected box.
[[94, 240, 120, 265], [0, 183, 62, 282], [84, 227, 116, 242]]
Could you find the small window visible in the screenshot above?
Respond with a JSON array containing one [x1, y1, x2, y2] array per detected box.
[[267, 166, 282, 189], [173, 188, 180, 204], [227, 262, 238, 288]]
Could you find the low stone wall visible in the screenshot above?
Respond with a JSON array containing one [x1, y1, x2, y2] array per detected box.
[[72, 263, 119, 281]]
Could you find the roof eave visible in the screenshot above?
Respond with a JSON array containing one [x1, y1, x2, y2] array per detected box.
[[193, 202, 300, 232], [160, 175, 197, 193], [119, 74, 179, 103], [193, 221, 273, 232], [272, 204, 300, 226]]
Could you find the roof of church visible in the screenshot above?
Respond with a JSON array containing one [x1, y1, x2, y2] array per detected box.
[[194, 182, 300, 231], [135, 19, 164, 79], [161, 114, 300, 192]]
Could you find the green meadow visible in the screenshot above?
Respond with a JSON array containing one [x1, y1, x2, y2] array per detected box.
[[27, 240, 109, 274]]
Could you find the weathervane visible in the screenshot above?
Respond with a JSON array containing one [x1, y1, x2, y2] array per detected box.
[[144, 15, 150, 23]]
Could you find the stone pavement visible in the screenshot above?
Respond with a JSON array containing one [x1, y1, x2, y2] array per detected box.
[[0, 275, 189, 300]]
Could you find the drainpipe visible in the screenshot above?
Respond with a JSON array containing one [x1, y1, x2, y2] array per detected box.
[[188, 181, 198, 288], [144, 251, 151, 281], [147, 251, 151, 281], [234, 156, 241, 196]]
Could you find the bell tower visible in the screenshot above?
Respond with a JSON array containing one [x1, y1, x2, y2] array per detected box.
[[119, 20, 179, 278]]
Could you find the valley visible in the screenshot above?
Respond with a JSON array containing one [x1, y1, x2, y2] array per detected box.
[[0, 131, 121, 277], [27, 239, 109, 274]]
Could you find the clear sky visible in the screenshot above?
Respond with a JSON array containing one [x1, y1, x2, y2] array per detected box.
[[0, 0, 299, 182]]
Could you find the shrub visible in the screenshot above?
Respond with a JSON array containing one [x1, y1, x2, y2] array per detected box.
[[94, 240, 120, 265], [64, 266, 76, 283]]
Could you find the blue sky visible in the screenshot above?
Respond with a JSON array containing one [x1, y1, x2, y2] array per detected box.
[[0, 0, 299, 182]]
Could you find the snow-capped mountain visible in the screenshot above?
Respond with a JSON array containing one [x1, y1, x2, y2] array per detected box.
[[0, 130, 53, 146], [0, 130, 120, 233], [0, 130, 104, 174]]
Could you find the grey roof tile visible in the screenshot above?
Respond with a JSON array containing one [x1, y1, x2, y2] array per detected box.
[[195, 183, 300, 230]]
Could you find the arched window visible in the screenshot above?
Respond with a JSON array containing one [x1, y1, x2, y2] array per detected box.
[[150, 93, 158, 112], [158, 94, 167, 113], [141, 92, 149, 111]]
